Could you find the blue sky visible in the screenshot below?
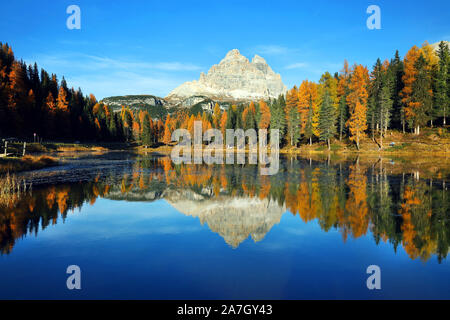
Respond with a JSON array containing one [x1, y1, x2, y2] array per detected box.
[[0, 0, 449, 99]]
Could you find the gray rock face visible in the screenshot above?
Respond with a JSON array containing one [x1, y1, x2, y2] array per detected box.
[[164, 188, 286, 248], [166, 49, 287, 104], [431, 41, 450, 52], [101, 95, 167, 109]]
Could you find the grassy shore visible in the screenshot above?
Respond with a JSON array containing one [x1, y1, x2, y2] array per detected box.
[[136, 128, 449, 157], [0, 155, 58, 174], [0, 172, 29, 207]]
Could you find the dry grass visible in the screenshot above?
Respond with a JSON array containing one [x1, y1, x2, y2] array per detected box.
[[0, 172, 30, 207], [0, 155, 58, 174]]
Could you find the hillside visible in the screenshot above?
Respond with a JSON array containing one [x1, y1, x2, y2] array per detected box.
[[101, 95, 170, 118]]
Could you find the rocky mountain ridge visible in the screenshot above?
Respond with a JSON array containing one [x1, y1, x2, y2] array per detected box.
[[166, 49, 287, 105]]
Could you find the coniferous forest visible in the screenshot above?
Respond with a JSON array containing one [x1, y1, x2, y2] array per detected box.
[[1, 41, 449, 149]]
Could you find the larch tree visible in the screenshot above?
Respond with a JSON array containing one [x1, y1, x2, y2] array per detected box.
[[346, 64, 369, 150], [213, 102, 221, 128], [258, 100, 271, 130], [220, 110, 228, 135], [285, 87, 300, 146], [401, 46, 421, 133], [163, 114, 172, 145]]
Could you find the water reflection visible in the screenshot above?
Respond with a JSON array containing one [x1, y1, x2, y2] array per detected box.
[[0, 155, 449, 262]]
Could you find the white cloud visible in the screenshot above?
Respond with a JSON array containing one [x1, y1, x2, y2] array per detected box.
[[285, 62, 309, 69], [254, 45, 291, 55], [23, 52, 202, 98]]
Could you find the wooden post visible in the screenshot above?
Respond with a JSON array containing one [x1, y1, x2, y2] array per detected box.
[[4, 141, 7, 156], [23, 142, 26, 156]]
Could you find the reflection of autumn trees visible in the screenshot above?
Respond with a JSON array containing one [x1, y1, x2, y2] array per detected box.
[[0, 181, 111, 254], [0, 156, 449, 262]]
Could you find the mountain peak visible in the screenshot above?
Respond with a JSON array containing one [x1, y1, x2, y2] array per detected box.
[[166, 49, 286, 104], [252, 54, 267, 64]]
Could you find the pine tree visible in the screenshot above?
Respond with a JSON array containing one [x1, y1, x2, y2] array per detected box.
[[304, 104, 314, 146], [337, 60, 350, 140], [436, 41, 449, 125], [142, 113, 152, 146], [409, 54, 433, 134], [390, 51, 405, 131], [318, 90, 336, 150], [379, 60, 394, 148], [368, 58, 383, 139], [269, 95, 286, 146], [287, 104, 300, 146]]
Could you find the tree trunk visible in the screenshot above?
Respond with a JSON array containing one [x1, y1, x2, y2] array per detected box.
[[356, 135, 360, 150], [309, 137, 312, 146], [327, 138, 330, 150], [380, 131, 383, 150]]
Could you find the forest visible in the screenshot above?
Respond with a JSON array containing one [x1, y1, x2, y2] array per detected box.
[[0, 41, 449, 150]]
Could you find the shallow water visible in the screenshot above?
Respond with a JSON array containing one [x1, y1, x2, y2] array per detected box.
[[0, 153, 449, 299]]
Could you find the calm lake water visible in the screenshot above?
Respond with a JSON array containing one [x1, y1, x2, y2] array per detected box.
[[0, 153, 449, 299]]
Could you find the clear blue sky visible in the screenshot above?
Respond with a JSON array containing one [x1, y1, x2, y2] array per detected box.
[[1, 0, 449, 99]]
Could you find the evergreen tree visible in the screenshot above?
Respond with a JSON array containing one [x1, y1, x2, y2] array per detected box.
[[269, 95, 286, 146], [304, 104, 314, 145], [368, 58, 383, 139], [287, 104, 300, 146], [436, 41, 449, 125], [318, 90, 336, 150], [410, 54, 433, 134], [142, 113, 152, 146]]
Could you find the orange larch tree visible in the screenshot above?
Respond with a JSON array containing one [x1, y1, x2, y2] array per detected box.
[[346, 64, 369, 150]]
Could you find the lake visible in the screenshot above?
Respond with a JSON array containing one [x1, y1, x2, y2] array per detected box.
[[0, 152, 449, 299]]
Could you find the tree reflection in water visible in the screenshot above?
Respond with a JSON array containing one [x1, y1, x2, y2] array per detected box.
[[0, 155, 448, 263]]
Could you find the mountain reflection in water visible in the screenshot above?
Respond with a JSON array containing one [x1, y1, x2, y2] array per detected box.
[[0, 154, 449, 263]]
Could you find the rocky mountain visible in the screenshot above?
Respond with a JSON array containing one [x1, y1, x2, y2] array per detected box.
[[104, 182, 286, 248], [431, 40, 450, 52], [100, 95, 170, 118], [166, 49, 287, 105], [163, 188, 285, 248]]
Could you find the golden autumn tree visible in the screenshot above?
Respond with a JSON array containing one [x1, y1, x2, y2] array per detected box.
[[212, 102, 221, 128], [346, 64, 369, 150], [285, 86, 300, 145], [56, 86, 70, 136], [219, 110, 228, 135], [343, 163, 369, 239], [163, 114, 173, 145], [298, 81, 319, 144], [400, 46, 421, 133], [258, 100, 271, 130]]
